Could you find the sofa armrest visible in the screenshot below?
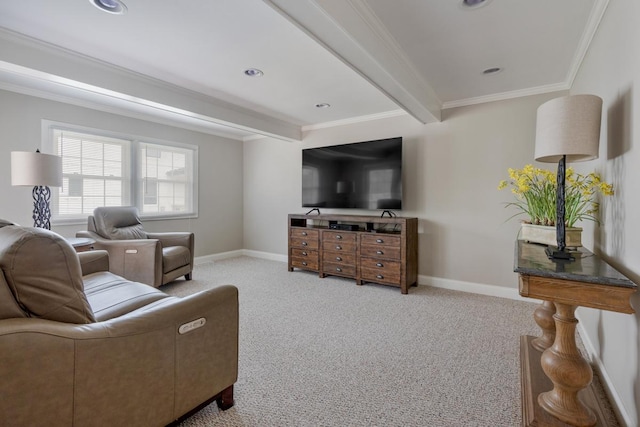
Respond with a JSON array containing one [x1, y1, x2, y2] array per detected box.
[[0, 285, 239, 426], [77, 250, 109, 276]]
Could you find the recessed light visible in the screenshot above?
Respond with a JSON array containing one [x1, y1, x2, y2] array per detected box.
[[315, 103, 331, 108], [461, 0, 492, 9], [483, 67, 502, 75], [244, 68, 264, 77], [89, 0, 127, 14]]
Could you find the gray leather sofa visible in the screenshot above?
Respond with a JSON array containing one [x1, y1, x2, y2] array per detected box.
[[0, 225, 238, 427], [77, 206, 194, 287]]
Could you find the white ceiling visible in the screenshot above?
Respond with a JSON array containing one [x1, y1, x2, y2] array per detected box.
[[0, 0, 607, 141]]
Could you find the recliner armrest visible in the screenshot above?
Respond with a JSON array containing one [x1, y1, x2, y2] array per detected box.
[[77, 230, 163, 287], [146, 232, 194, 249], [78, 250, 109, 276]]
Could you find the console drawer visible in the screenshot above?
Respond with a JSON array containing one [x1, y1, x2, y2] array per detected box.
[[290, 228, 319, 240], [291, 248, 318, 259], [360, 234, 401, 248], [360, 244, 401, 260], [290, 237, 319, 249], [322, 262, 356, 277], [322, 230, 357, 243], [360, 257, 401, 285], [323, 251, 356, 266], [291, 257, 319, 271], [322, 241, 356, 253]]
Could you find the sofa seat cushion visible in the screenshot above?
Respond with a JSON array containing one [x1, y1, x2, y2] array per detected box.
[[0, 226, 95, 324], [162, 246, 190, 274], [84, 271, 169, 321]]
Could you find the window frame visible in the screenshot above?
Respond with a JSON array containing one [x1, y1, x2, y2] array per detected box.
[[42, 120, 199, 225]]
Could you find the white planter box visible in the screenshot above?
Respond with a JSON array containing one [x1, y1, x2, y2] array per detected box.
[[519, 223, 582, 247]]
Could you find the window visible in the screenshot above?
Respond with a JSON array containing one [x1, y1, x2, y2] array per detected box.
[[45, 122, 198, 223], [139, 142, 194, 214]]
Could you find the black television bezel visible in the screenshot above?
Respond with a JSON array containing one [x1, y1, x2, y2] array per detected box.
[[301, 136, 403, 211]]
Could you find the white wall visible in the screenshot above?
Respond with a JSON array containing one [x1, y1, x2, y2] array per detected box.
[[0, 89, 244, 257], [570, 0, 640, 425]]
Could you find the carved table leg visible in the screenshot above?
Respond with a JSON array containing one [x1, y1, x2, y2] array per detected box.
[[539, 303, 595, 427], [532, 300, 556, 351]]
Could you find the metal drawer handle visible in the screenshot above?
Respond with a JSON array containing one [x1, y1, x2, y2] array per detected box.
[[336, 256, 342, 261], [376, 274, 384, 279], [336, 235, 342, 240], [302, 261, 307, 266], [302, 242, 308, 246], [376, 262, 383, 267], [335, 245, 342, 250], [336, 267, 342, 272], [376, 238, 384, 243], [376, 250, 384, 255], [302, 231, 307, 236], [302, 251, 307, 256]]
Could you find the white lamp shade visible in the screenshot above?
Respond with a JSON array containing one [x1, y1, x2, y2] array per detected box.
[[534, 94, 603, 163], [11, 151, 62, 187]]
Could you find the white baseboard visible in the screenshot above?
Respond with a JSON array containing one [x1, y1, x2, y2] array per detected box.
[[195, 249, 287, 265], [418, 274, 535, 303], [195, 250, 628, 424], [194, 250, 244, 264], [575, 319, 632, 427], [242, 249, 288, 263]]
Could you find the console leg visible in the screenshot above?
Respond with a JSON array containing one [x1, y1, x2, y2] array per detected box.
[[216, 385, 234, 410], [532, 300, 556, 351], [538, 303, 595, 426]]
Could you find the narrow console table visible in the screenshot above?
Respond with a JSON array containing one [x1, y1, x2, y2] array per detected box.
[[288, 213, 418, 294], [514, 241, 636, 427]]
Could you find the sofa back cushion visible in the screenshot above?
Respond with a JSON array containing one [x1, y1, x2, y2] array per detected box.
[[93, 206, 147, 240], [0, 226, 95, 323]]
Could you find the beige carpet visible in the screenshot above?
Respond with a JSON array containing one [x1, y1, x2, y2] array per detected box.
[[162, 257, 618, 427]]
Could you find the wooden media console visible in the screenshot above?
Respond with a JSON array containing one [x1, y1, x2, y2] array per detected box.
[[288, 213, 418, 294]]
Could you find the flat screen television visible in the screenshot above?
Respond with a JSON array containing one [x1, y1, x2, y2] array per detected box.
[[302, 137, 402, 210]]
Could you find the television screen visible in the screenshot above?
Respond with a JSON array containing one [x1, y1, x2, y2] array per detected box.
[[302, 137, 402, 210]]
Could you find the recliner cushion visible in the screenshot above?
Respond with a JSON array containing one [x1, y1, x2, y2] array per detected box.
[[162, 246, 191, 274], [93, 206, 147, 240], [0, 226, 95, 324]]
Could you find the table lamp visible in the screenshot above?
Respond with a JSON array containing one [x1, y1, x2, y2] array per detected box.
[[11, 150, 63, 230], [534, 94, 603, 260]]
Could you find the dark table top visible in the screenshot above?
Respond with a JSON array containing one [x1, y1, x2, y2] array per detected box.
[[514, 241, 637, 289]]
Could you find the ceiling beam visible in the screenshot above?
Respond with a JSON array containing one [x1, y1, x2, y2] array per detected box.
[[264, 0, 442, 124]]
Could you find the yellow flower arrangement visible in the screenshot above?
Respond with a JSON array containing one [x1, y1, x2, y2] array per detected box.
[[498, 165, 614, 227]]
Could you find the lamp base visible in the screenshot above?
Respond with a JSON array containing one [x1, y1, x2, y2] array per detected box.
[[545, 246, 574, 261], [32, 185, 52, 230]]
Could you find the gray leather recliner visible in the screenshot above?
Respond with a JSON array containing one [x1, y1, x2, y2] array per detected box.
[[0, 225, 238, 426], [77, 206, 194, 287]]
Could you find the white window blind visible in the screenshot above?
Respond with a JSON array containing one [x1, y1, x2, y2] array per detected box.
[[47, 123, 198, 223], [53, 129, 130, 216]]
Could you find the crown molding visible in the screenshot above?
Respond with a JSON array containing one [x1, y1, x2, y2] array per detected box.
[[302, 109, 407, 131], [565, 0, 610, 88], [0, 28, 301, 142], [441, 83, 570, 110]]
